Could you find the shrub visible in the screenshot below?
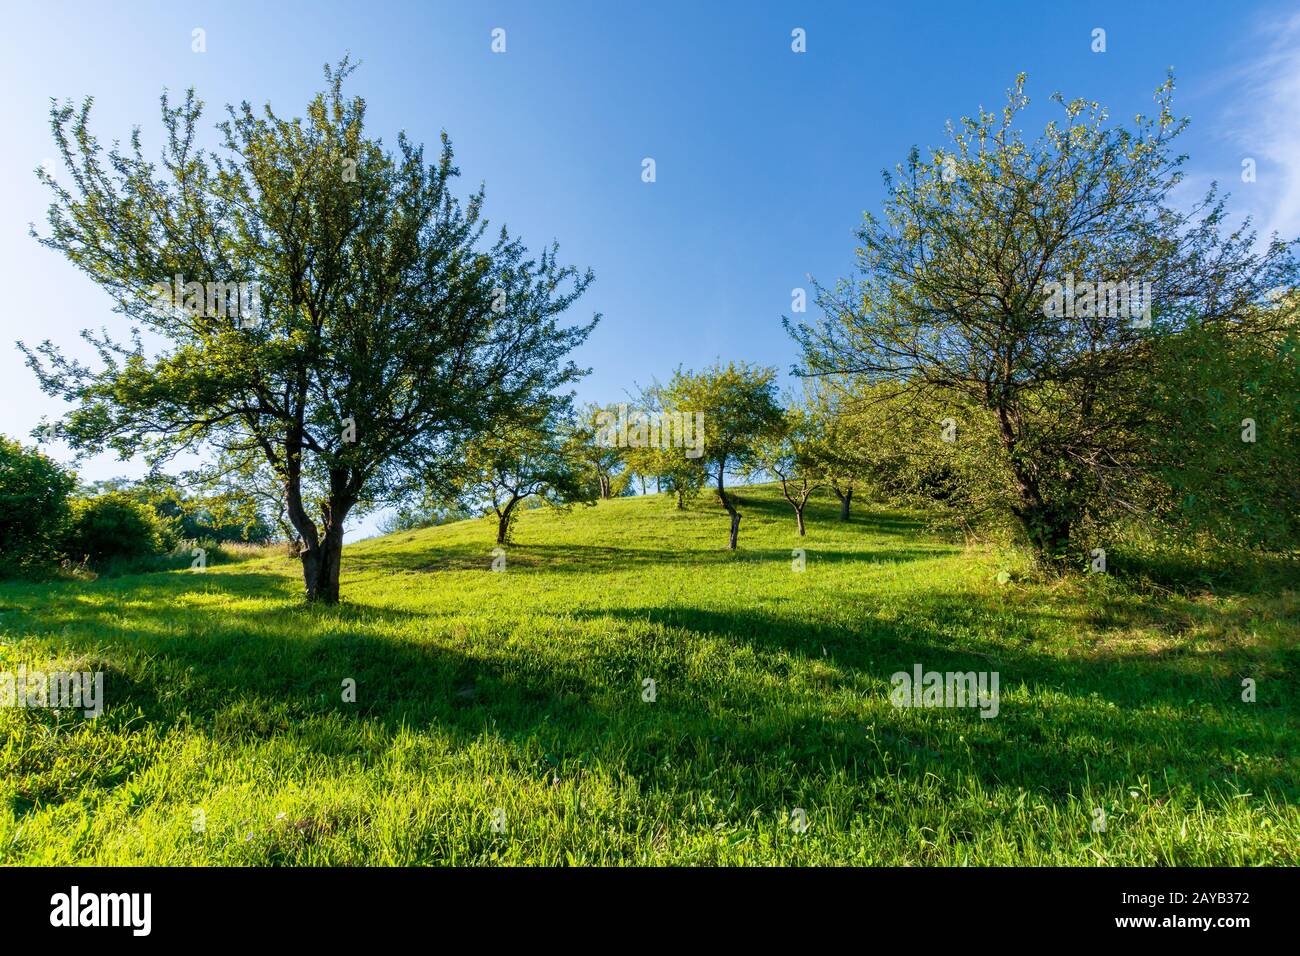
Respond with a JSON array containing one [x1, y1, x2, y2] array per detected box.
[[0, 435, 76, 576], [64, 491, 171, 566]]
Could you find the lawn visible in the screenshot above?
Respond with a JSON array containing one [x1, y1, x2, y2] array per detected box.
[[1, 485, 1296, 865]]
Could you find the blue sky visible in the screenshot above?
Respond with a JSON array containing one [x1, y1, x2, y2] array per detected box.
[[2, 0, 1297, 539]]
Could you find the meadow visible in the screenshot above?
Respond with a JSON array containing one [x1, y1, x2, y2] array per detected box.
[[1, 485, 1296, 865]]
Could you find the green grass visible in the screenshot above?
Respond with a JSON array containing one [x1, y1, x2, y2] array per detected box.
[[1, 485, 1296, 865]]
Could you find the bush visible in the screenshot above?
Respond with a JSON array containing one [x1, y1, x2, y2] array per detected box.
[[64, 491, 171, 566], [1143, 313, 1300, 552], [0, 435, 76, 576]]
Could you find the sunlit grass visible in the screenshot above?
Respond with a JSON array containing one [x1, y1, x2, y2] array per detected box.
[[1, 485, 1295, 864]]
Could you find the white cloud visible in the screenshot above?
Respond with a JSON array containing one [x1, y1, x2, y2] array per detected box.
[[1227, 8, 1300, 241]]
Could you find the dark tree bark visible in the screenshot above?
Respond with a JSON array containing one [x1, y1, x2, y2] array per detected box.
[[495, 494, 523, 545], [716, 465, 741, 550], [996, 408, 1074, 566], [832, 482, 853, 522], [285, 462, 354, 603], [300, 523, 345, 603], [777, 474, 817, 538]]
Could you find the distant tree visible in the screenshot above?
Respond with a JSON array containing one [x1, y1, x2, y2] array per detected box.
[[629, 441, 705, 509], [665, 362, 783, 549], [802, 378, 869, 522], [377, 501, 474, 535], [25, 59, 596, 602], [0, 436, 76, 575], [448, 408, 594, 545], [570, 403, 626, 500], [755, 402, 824, 536], [788, 74, 1298, 566], [618, 383, 705, 509], [199, 457, 294, 545], [88, 474, 277, 544]]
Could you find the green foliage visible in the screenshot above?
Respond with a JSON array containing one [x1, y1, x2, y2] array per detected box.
[[445, 408, 594, 544], [788, 73, 1299, 566], [663, 361, 784, 546], [64, 491, 170, 566], [752, 398, 824, 533], [614, 385, 704, 508], [26, 58, 595, 601], [569, 403, 629, 500], [0, 436, 76, 576], [1142, 308, 1300, 551], [378, 502, 475, 536], [85, 476, 276, 545]]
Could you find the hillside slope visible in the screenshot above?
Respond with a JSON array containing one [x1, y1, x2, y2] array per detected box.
[[1, 485, 1296, 864]]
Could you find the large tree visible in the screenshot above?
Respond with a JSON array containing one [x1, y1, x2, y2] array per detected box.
[[788, 74, 1297, 565], [24, 59, 596, 601]]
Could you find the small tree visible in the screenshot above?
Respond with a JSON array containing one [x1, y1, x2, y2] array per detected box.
[[756, 403, 823, 536], [449, 411, 593, 545], [665, 362, 783, 549], [802, 378, 869, 522], [570, 403, 626, 500], [619, 383, 705, 509]]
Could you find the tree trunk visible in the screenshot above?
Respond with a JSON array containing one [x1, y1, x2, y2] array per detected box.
[[996, 408, 1072, 568], [300, 521, 344, 603], [598, 474, 611, 499], [717, 467, 740, 549], [284, 449, 351, 604], [1005, 457, 1072, 567], [496, 497, 519, 545], [835, 486, 852, 522], [795, 507, 806, 536], [1018, 501, 1072, 568]]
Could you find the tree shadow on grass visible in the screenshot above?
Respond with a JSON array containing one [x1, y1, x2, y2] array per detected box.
[[344, 539, 955, 578], [568, 595, 1299, 798], [726, 491, 925, 530], [4, 565, 1295, 822]]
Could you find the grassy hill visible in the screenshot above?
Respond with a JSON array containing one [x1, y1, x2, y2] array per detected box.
[[1, 485, 1296, 864]]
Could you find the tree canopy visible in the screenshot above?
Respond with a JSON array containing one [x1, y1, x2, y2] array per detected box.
[[788, 74, 1298, 564], [26, 59, 597, 601]]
